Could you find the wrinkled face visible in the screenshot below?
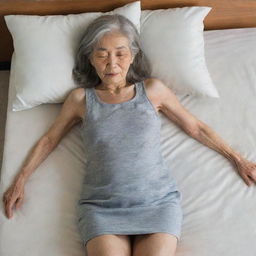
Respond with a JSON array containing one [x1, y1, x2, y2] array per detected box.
[[89, 31, 134, 85]]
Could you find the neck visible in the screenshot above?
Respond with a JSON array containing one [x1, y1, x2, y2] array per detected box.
[[97, 81, 132, 95]]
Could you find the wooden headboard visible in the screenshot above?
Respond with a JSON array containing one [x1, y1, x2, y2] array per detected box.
[[1, 0, 256, 68]]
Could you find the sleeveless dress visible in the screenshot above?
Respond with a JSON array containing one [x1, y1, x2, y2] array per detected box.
[[76, 80, 183, 247]]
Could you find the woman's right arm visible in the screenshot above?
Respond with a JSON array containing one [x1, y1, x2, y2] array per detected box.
[[17, 88, 84, 182], [3, 88, 85, 219]]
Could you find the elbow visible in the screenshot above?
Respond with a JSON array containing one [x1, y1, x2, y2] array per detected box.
[[186, 122, 201, 138], [40, 135, 55, 149]]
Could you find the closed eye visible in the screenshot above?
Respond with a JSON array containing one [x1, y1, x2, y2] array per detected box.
[[97, 54, 125, 58]]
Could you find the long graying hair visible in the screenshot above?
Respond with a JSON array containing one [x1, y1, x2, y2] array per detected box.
[[72, 14, 151, 88]]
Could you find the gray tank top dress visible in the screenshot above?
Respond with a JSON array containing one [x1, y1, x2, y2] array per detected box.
[[76, 80, 183, 248]]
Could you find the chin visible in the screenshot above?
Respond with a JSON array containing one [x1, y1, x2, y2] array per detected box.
[[104, 76, 121, 81]]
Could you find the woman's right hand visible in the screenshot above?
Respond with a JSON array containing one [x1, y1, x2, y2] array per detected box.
[[3, 177, 25, 219]]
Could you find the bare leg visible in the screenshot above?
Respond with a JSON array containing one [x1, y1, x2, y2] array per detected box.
[[86, 234, 132, 256], [132, 232, 178, 256]]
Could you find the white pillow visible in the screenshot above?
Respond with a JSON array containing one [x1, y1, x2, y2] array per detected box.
[[140, 7, 219, 98], [5, 1, 141, 111]]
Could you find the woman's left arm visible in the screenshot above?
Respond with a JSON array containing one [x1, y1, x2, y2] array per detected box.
[[148, 78, 256, 186], [189, 121, 256, 187]]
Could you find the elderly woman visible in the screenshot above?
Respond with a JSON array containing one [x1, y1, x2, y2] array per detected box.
[[3, 14, 256, 256]]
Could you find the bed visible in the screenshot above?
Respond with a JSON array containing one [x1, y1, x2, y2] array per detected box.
[[1, 1, 256, 255]]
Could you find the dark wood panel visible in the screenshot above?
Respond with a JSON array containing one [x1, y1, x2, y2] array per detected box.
[[1, 0, 256, 63]]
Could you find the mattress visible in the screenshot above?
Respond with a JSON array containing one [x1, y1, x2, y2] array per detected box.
[[1, 27, 256, 256]]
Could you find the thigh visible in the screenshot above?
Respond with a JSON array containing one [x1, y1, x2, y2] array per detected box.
[[86, 234, 132, 256], [132, 233, 178, 256]]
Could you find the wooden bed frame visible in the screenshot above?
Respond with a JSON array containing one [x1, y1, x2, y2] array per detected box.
[[0, 0, 256, 67]]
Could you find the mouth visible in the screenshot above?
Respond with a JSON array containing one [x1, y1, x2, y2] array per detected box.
[[105, 73, 118, 76]]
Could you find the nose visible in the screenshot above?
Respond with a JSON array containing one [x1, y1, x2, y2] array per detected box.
[[107, 54, 118, 68]]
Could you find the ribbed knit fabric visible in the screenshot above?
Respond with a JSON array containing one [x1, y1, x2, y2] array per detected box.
[[76, 80, 183, 248]]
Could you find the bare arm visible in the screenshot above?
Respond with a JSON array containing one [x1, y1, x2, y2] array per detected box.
[[186, 120, 256, 186], [3, 88, 85, 218], [16, 88, 84, 183], [16, 136, 54, 183], [147, 78, 256, 186]]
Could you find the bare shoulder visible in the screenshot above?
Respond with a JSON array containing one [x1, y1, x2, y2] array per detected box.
[[67, 87, 86, 120], [143, 78, 170, 112], [68, 87, 86, 101], [144, 78, 172, 94], [43, 87, 86, 144]]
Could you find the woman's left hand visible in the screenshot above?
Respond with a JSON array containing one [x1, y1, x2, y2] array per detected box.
[[234, 158, 256, 186]]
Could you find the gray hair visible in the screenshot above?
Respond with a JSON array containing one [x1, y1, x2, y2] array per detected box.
[[72, 14, 151, 88]]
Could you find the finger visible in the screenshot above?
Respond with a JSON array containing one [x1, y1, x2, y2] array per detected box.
[[16, 197, 23, 209], [243, 175, 253, 186], [247, 173, 256, 185], [249, 171, 256, 182], [6, 201, 14, 219], [239, 172, 251, 186], [249, 176, 256, 185]]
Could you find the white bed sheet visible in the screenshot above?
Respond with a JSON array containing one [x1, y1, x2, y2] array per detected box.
[[1, 27, 256, 256]]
